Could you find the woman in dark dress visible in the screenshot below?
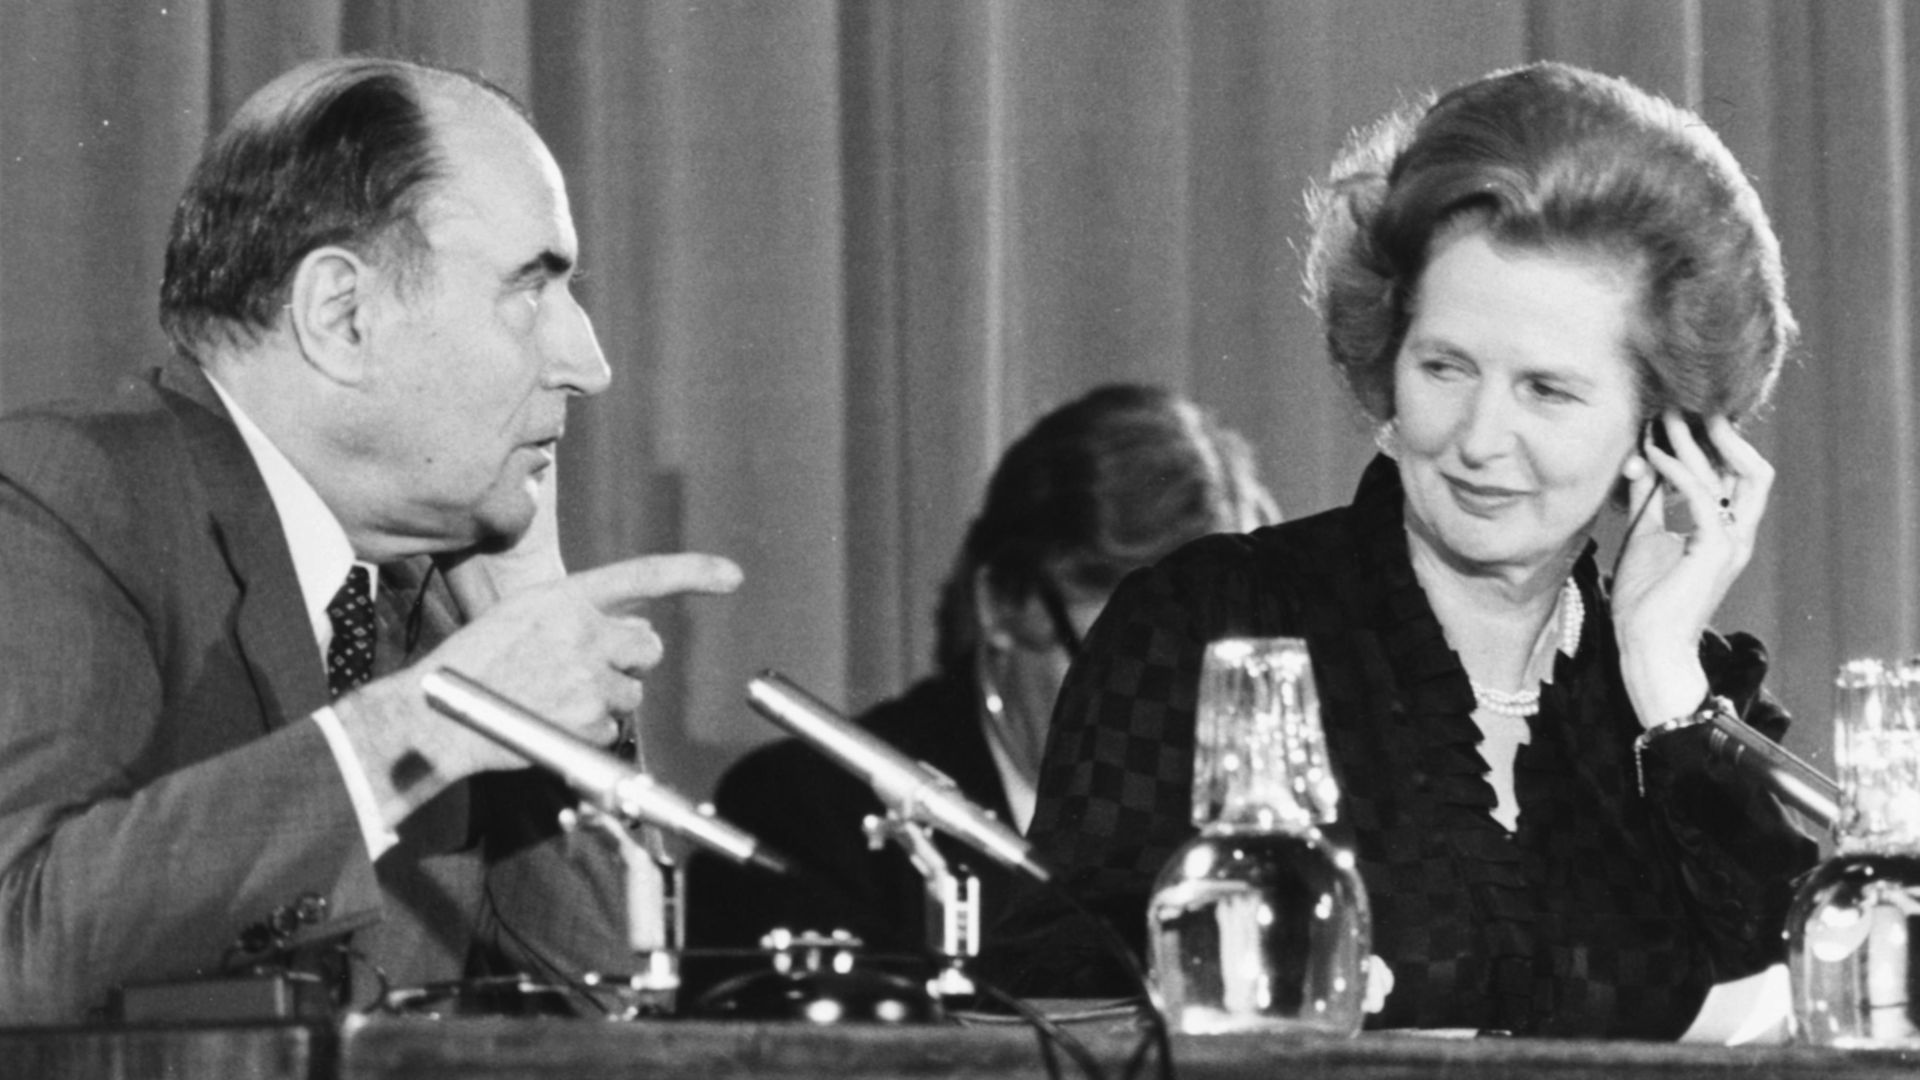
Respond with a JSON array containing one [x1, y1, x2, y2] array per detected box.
[[985, 62, 1819, 1038]]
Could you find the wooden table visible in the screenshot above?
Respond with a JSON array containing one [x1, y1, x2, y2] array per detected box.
[[5, 1016, 1919, 1080]]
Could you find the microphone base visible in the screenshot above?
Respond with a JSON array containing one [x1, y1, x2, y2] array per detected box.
[[683, 930, 943, 1024], [687, 966, 939, 1025]]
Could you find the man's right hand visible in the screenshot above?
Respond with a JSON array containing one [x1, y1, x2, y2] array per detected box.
[[330, 552, 742, 830]]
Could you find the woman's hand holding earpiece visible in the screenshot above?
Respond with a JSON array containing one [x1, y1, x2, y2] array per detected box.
[[1610, 412, 1773, 727]]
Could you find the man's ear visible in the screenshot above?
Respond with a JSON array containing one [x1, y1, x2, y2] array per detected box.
[[286, 245, 377, 385]]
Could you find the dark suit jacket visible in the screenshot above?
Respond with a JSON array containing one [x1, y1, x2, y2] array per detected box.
[[0, 357, 627, 1023], [683, 672, 1017, 998]]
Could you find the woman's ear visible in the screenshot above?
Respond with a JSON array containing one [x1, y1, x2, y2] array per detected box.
[[1373, 417, 1398, 459], [972, 566, 1019, 652]]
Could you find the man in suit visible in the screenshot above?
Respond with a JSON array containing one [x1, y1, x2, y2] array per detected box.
[[0, 57, 739, 1023]]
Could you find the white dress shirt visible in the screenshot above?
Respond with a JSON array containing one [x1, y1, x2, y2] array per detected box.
[[206, 375, 399, 860]]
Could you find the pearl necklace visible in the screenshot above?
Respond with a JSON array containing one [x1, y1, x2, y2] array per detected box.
[[1468, 578, 1584, 719]]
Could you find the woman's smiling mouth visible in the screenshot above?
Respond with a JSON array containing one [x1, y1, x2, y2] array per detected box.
[[1445, 475, 1529, 514]]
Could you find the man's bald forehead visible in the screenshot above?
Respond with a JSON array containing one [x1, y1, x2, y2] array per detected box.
[[230, 56, 524, 137]]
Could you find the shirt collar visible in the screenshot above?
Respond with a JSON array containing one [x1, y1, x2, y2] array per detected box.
[[204, 373, 370, 658]]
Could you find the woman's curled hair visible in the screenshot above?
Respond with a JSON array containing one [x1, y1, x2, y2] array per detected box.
[[1303, 61, 1796, 426]]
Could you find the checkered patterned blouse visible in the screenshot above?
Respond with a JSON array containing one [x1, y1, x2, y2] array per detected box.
[[982, 456, 1818, 1037]]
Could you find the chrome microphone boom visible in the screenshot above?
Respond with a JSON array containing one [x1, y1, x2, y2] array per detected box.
[[745, 670, 1051, 883], [1703, 706, 1841, 832], [423, 667, 790, 875]]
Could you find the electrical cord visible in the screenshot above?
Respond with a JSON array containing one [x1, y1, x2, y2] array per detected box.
[[745, 850, 1141, 1078], [1046, 883, 1176, 1080], [434, 854, 1159, 1080], [434, 780, 1164, 1080], [1607, 480, 1661, 585], [479, 877, 617, 1018], [971, 982, 1105, 1080], [707, 845, 1117, 1078]]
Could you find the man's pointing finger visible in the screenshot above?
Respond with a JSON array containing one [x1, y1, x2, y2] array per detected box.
[[568, 553, 743, 615]]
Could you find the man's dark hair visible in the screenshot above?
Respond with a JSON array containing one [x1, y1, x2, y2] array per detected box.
[[158, 57, 524, 360]]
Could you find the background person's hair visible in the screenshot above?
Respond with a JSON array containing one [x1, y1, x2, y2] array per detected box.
[[1303, 61, 1796, 427], [932, 383, 1280, 675], [158, 57, 525, 360]]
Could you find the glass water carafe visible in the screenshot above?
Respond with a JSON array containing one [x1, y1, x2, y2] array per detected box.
[[1788, 658, 1920, 1047], [1147, 637, 1371, 1035]]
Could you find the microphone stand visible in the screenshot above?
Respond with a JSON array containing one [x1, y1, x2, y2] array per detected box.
[[745, 671, 1046, 1008], [565, 807, 685, 1017], [422, 668, 790, 1017], [862, 811, 980, 1002]]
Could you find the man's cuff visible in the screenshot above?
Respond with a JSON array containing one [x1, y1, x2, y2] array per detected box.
[[313, 705, 400, 860]]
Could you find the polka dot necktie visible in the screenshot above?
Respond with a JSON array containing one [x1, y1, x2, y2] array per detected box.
[[326, 566, 376, 699]]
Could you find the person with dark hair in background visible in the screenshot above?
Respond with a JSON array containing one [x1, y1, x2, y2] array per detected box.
[[0, 57, 740, 1023], [984, 62, 1820, 1038], [685, 384, 1278, 988]]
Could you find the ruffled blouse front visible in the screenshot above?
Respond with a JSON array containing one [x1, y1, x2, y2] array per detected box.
[[989, 456, 1817, 1038]]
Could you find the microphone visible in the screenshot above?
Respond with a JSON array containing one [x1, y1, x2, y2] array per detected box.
[[1703, 706, 1841, 831], [745, 670, 1051, 883], [422, 668, 791, 875]]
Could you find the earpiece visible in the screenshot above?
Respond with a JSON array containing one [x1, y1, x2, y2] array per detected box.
[[1373, 419, 1398, 459], [1644, 411, 1725, 473]]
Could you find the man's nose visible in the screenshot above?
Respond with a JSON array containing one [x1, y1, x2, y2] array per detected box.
[[544, 294, 611, 396]]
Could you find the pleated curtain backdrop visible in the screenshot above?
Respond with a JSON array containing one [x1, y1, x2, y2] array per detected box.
[[0, 0, 1910, 799]]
